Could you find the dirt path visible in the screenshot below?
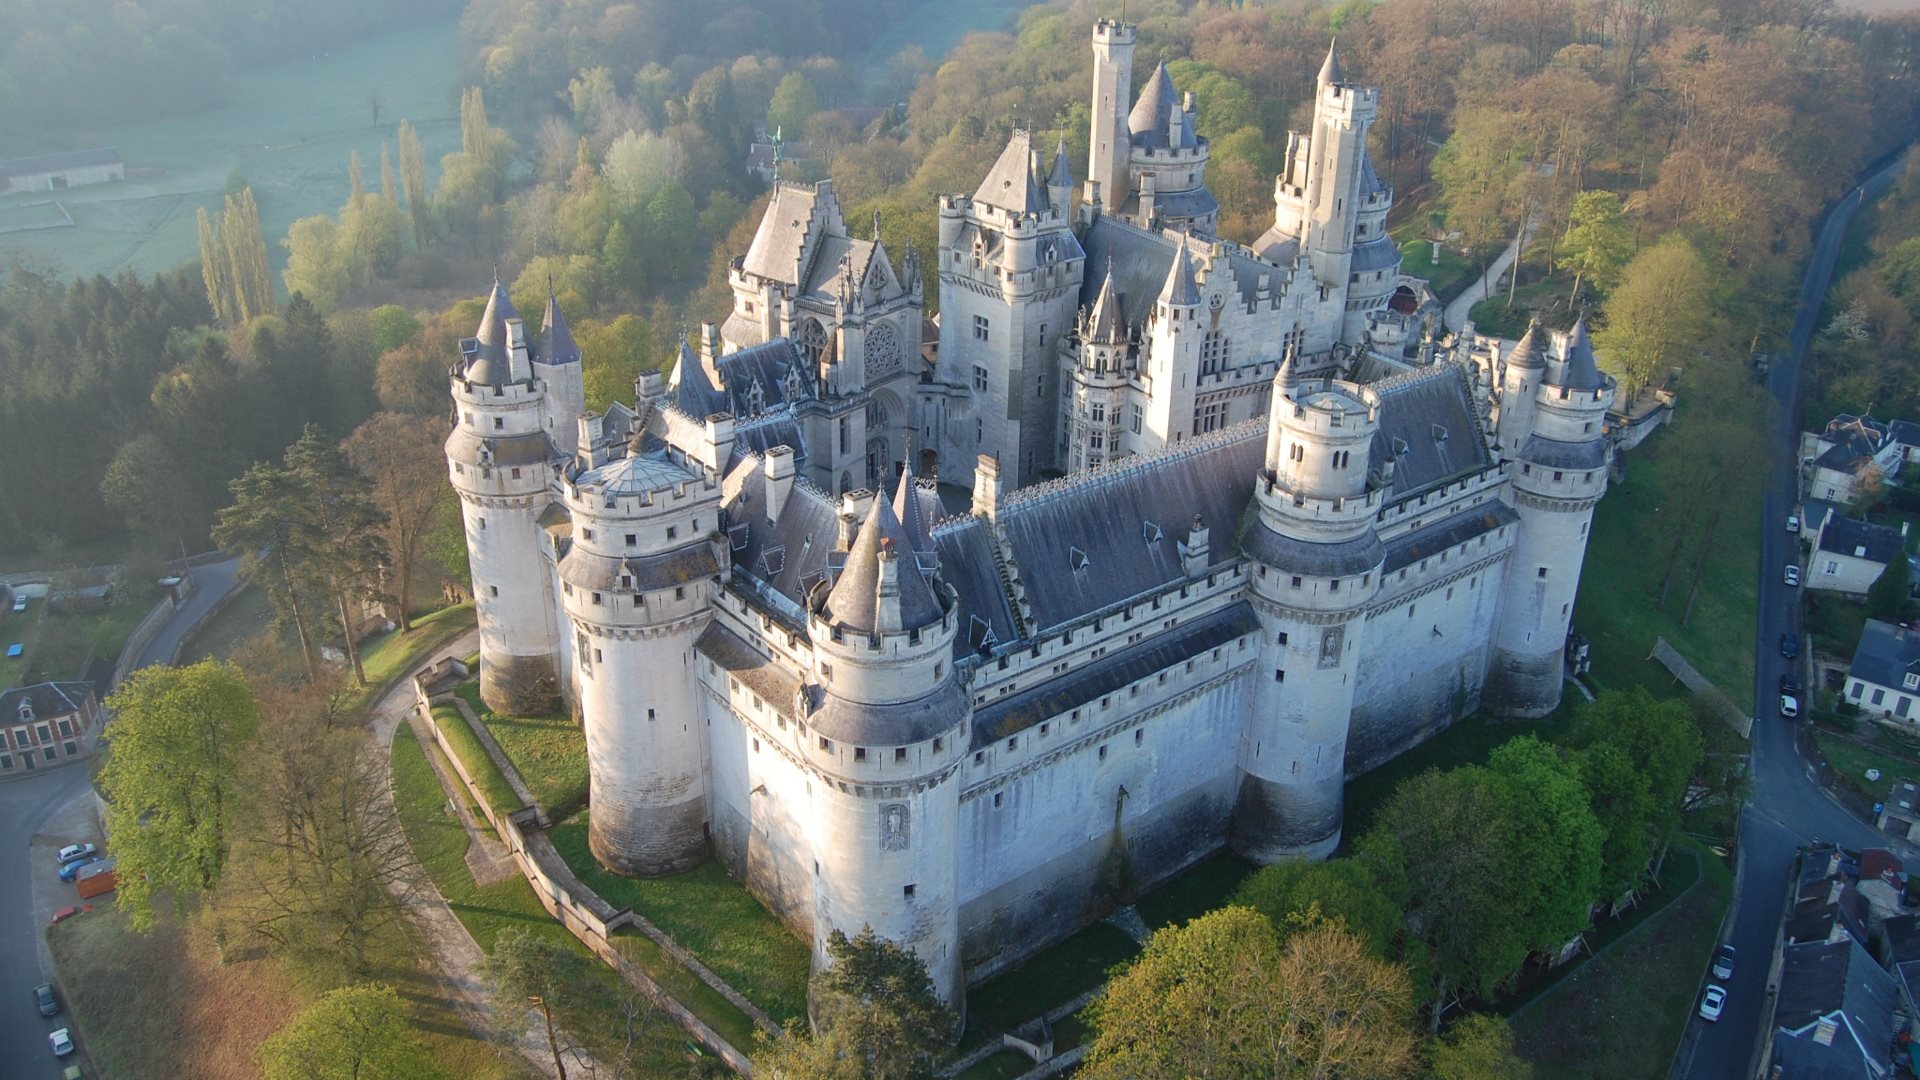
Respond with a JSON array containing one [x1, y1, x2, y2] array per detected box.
[[362, 630, 598, 1079]]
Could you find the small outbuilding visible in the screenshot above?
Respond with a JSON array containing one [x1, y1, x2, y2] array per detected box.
[[0, 148, 124, 194]]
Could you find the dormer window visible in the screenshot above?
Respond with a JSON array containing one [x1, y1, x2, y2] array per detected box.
[[1906, 673, 1919, 691]]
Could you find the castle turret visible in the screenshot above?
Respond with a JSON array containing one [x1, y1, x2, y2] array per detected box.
[[1233, 357, 1385, 861], [1486, 318, 1613, 717], [803, 492, 968, 1010], [561, 434, 726, 875], [1087, 19, 1136, 212], [1062, 265, 1132, 470], [448, 280, 565, 715], [1047, 135, 1074, 219], [1302, 41, 1377, 295], [1139, 241, 1204, 449], [937, 129, 1085, 488], [536, 282, 586, 457]]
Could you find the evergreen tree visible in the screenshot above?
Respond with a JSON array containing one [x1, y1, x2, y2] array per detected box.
[[1870, 552, 1911, 619]]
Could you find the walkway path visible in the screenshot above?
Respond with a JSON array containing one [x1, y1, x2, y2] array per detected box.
[[1442, 219, 1539, 334], [363, 628, 600, 1079]]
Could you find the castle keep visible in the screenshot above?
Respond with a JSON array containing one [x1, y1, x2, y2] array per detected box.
[[445, 33, 1614, 1004]]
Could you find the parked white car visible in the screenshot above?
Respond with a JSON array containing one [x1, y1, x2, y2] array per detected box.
[[1699, 984, 1727, 1021], [1786, 515, 1800, 533], [1784, 565, 1801, 587]]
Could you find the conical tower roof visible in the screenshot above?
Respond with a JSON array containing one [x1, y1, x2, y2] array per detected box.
[[1159, 240, 1201, 308], [539, 280, 580, 366], [467, 278, 519, 384], [1048, 133, 1074, 196], [1128, 60, 1179, 143], [1276, 345, 1301, 397], [1508, 318, 1545, 370], [824, 495, 943, 634], [1318, 39, 1344, 86], [1559, 316, 1608, 391], [1086, 261, 1126, 343], [892, 455, 933, 555]]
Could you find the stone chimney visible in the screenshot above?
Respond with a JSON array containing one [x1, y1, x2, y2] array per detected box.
[[765, 445, 795, 524], [838, 490, 874, 549], [1181, 515, 1210, 577], [874, 538, 903, 634], [973, 455, 1002, 522], [506, 318, 532, 381]]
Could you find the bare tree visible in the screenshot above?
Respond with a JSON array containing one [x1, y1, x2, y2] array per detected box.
[[345, 413, 451, 631]]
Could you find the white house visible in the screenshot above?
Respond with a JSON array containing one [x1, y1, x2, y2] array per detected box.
[[1803, 414, 1903, 504], [1845, 619, 1920, 725], [1810, 508, 1908, 595], [0, 148, 123, 194]]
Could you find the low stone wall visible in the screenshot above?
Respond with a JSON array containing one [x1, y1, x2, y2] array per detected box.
[[112, 574, 198, 687], [412, 671, 757, 1074]]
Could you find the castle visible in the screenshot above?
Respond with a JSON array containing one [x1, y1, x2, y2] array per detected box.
[[444, 31, 1614, 1006]]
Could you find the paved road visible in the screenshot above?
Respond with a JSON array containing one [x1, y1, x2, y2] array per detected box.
[[1670, 157, 1908, 1080], [129, 555, 242, 672], [1441, 218, 1540, 333], [0, 765, 98, 1080]]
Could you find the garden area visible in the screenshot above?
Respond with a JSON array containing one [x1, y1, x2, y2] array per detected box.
[[0, 577, 160, 688], [1390, 217, 1485, 302]]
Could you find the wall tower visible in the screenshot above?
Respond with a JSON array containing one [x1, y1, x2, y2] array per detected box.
[[802, 472, 969, 1009], [1486, 319, 1613, 716], [1233, 355, 1385, 861], [447, 281, 565, 715], [559, 433, 726, 875], [1302, 43, 1377, 294], [1088, 19, 1136, 214]]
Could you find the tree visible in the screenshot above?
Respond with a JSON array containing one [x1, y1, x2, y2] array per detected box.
[[1487, 736, 1606, 948], [217, 460, 323, 676], [100, 661, 261, 929], [1428, 1013, 1533, 1079], [224, 188, 275, 322], [1594, 236, 1713, 398], [283, 216, 352, 311], [1080, 908, 1420, 1080], [1870, 551, 1911, 620], [1577, 742, 1658, 899], [767, 72, 822, 140], [198, 206, 239, 327], [1568, 689, 1705, 868], [258, 983, 447, 1080], [602, 130, 687, 211], [1558, 190, 1632, 304], [284, 427, 391, 685], [398, 119, 431, 248], [487, 928, 592, 1080], [345, 413, 450, 629], [223, 683, 416, 975], [754, 927, 953, 1080], [1231, 836, 1408, 961]]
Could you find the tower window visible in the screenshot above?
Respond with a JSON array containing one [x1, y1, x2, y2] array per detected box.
[[1275, 669, 1285, 683], [625, 534, 637, 546], [1290, 576, 1302, 588], [1131, 404, 1143, 434], [974, 315, 990, 342], [493, 417, 504, 430], [993, 792, 1004, 808], [510, 467, 521, 479], [1277, 631, 1289, 645], [667, 526, 678, 540], [1135, 729, 1143, 746], [974, 365, 989, 391], [895, 747, 907, 763], [489, 585, 498, 597], [904, 884, 917, 898], [855, 747, 867, 761], [820, 736, 832, 751], [1537, 567, 1548, 578]]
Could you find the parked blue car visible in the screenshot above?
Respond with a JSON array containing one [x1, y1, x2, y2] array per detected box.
[[57, 856, 100, 883]]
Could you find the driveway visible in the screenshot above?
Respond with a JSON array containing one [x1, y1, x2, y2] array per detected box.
[[1670, 156, 1908, 1080]]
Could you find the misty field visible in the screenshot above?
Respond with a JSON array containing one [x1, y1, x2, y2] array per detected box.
[[0, 16, 461, 282]]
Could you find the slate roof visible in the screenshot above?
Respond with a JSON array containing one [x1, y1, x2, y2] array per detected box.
[[1553, 318, 1608, 392], [1817, 415, 1890, 472], [1818, 516, 1904, 565], [1160, 242, 1201, 307], [572, 444, 698, 496], [0, 148, 121, 177], [696, 622, 801, 718], [974, 130, 1048, 214], [1084, 264, 1127, 343], [973, 603, 1259, 741], [1368, 364, 1492, 499], [1382, 504, 1518, 574], [1350, 235, 1401, 272], [721, 458, 842, 624], [1849, 619, 1920, 692], [1889, 420, 1920, 450], [0, 682, 95, 721], [931, 517, 1019, 656], [671, 341, 725, 417], [465, 280, 518, 384], [996, 422, 1266, 631], [1770, 936, 1897, 1080], [1048, 135, 1074, 191], [741, 182, 828, 283], [1520, 434, 1608, 471], [446, 427, 555, 468], [540, 288, 580, 366], [1318, 40, 1344, 85], [1079, 219, 1271, 327], [1358, 153, 1388, 197], [1127, 186, 1220, 224], [821, 495, 945, 635], [1506, 321, 1545, 371], [1128, 61, 1197, 150]]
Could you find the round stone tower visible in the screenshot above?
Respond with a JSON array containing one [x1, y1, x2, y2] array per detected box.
[[1232, 356, 1385, 862], [559, 434, 725, 875], [802, 477, 969, 1012], [447, 280, 564, 715], [1486, 319, 1614, 717]]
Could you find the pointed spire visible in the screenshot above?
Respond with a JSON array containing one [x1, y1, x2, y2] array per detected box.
[[1128, 60, 1179, 142], [1508, 317, 1545, 370], [1159, 238, 1201, 308], [1048, 133, 1074, 196], [465, 277, 519, 384], [1276, 345, 1301, 397], [1087, 259, 1125, 343], [1318, 39, 1344, 86], [1559, 315, 1608, 391], [824, 495, 943, 634], [671, 337, 722, 416], [892, 449, 933, 556], [539, 276, 580, 365]]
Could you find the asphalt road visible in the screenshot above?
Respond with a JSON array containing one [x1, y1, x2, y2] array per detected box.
[[129, 556, 242, 672], [1670, 157, 1909, 1079], [0, 765, 97, 1080]]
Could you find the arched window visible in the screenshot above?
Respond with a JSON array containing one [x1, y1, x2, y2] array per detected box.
[[799, 319, 830, 365]]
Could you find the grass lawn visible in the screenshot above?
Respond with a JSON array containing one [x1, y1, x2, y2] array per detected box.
[[968, 922, 1140, 1040], [175, 582, 275, 663], [391, 725, 734, 1074], [1, 588, 155, 687], [1576, 415, 1762, 712], [1806, 591, 1871, 655], [340, 602, 475, 713], [1813, 731, 1920, 800], [0, 18, 463, 282], [957, 1049, 1039, 1080], [1133, 850, 1257, 931], [1468, 275, 1577, 340], [549, 814, 810, 1026], [455, 679, 589, 819], [1510, 838, 1733, 1079], [432, 702, 523, 814], [1391, 221, 1484, 302]]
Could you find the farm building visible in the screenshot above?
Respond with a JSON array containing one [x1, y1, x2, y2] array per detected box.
[[0, 148, 123, 194]]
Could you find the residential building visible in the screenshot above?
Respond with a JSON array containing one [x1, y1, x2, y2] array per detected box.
[[0, 682, 100, 775]]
